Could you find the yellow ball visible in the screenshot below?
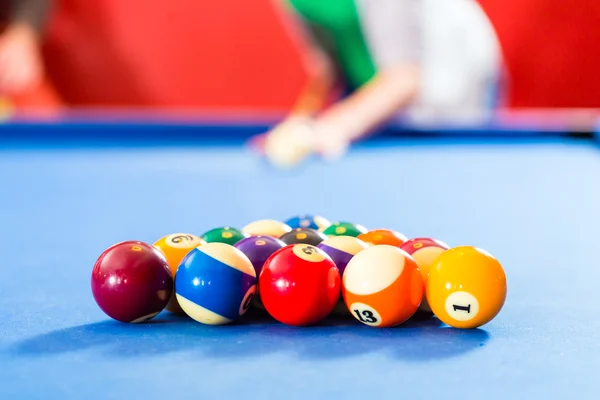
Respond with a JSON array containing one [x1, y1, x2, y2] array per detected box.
[[242, 219, 292, 238], [426, 246, 507, 329], [153, 233, 205, 313]]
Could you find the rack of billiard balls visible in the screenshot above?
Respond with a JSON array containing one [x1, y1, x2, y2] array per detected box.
[[91, 215, 507, 329]]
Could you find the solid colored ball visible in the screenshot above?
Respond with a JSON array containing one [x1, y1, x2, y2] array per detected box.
[[234, 235, 286, 276], [284, 214, 331, 231], [323, 221, 367, 237], [400, 238, 450, 313], [358, 228, 408, 247], [242, 219, 292, 238], [343, 245, 423, 327], [426, 246, 507, 329], [234, 235, 287, 310], [153, 233, 205, 313], [200, 226, 248, 246], [259, 244, 340, 326], [175, 242, 257, 325], [91, 241, 173, 323], [280, 227, 327, 246]]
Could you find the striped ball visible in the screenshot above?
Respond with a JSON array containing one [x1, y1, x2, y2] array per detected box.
[[242, 219, 292, 238], [318, 235, 370, 316], [317, 235, 369, 276], [175, 242, 257, 325], [343, 245, 423, 327]]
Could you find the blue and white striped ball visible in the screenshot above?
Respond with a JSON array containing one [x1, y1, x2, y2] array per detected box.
[[284, 215, 331, 231], [175, 242, 257, 325]]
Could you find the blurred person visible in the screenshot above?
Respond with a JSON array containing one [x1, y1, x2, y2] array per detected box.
[[0, 0, 54, 105], [257, 0, 505, 167]]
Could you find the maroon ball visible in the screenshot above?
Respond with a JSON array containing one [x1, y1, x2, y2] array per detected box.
[[91, 240, 173, 323], [234, 235, 286, 276]]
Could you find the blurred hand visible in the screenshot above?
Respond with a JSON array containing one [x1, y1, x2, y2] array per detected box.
[[256, 116, 350, 168], [261, 117, 317, 168], [0, 23, 43, 96]]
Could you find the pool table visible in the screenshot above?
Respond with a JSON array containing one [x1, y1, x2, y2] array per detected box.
[[1, 112, 600, 399]]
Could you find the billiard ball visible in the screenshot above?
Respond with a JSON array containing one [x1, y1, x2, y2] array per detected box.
[[317, 236, 369, 276], [234, 235, 286, 276], [342, 245, 423, 327], [175, 242, 257, 325], [91, 241, 173, 323], [317, 235, 370, 316], [400, 238, 450, 313], [259, 244, 340, 326], [242, 219, 291, 238], [323, 221, 367, 237], [284, 214, 331, 231], [280, 228, 327, 246], [234, 235, 286, 310], [358, 228, 407, 247], [426, 246, 507, 329], [153, 233, 206, 313], [200, 226, 248, 246]]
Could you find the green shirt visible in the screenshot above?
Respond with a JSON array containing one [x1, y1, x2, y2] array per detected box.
[[288, 0, 502, 112], [288, 0, 376, 89]]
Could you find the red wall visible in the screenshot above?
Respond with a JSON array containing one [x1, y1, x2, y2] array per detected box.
[[39, 0, 600, 111], [42, 0, 309, 111], [478, 0, 600, 108]]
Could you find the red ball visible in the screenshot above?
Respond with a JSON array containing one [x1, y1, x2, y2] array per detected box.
[[259, 244, 340, 326], [91, 241, 173, 323]]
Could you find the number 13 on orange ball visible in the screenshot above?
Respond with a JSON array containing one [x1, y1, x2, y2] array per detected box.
[[342, 245, 423, 327]]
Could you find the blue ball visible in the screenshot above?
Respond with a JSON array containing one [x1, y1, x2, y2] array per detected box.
[[175, 242, 256, 325], [284, 214, 331, 231]]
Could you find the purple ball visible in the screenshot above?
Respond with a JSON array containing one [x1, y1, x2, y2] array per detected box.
[[234, 235, 286, 276]]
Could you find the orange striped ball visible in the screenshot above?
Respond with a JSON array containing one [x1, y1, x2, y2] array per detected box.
[[342, 245, 423, 327]]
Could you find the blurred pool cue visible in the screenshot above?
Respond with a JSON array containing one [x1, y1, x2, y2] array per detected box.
[[0, 96, 15, 120]]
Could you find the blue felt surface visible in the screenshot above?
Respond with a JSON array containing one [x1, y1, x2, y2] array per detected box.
[[1, 130, 600, 399]]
